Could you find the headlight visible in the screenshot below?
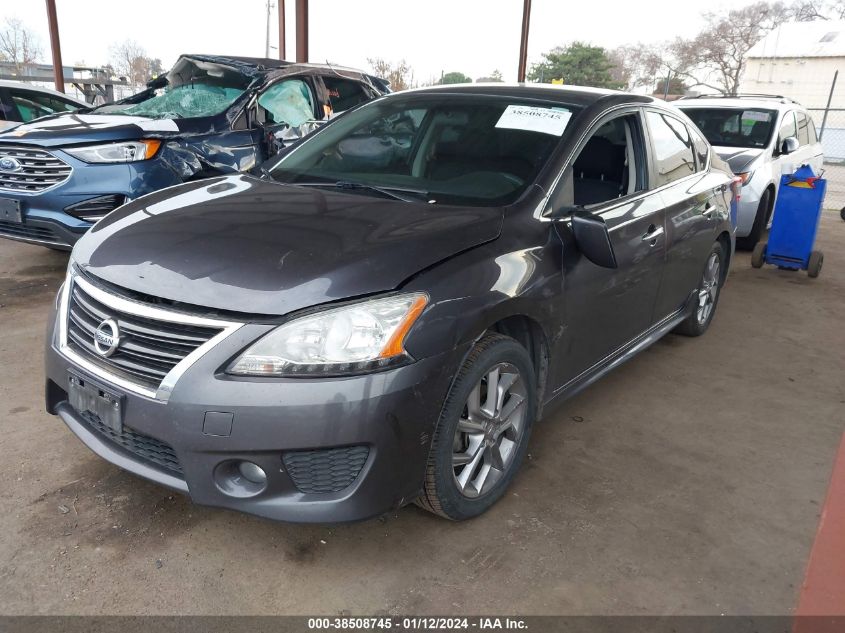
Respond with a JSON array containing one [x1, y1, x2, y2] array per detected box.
[[736, 171, 754, 186], [64, 140, 161, 163], [228, 293, 428, 376]]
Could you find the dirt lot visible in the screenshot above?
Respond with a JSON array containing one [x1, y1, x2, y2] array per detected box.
[[0, 214, 843, 615]]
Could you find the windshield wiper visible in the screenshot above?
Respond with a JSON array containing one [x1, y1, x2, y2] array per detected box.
[[291, 181, 430, 203]]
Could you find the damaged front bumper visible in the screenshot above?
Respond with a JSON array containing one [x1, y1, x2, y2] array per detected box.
[[44, 277, 463, 523]]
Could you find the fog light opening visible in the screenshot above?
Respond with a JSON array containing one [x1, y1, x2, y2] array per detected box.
[[213, 460, 268, 498]]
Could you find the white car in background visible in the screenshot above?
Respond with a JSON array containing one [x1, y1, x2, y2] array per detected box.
[[677, 95, 823, 249], [0, 80, 87, 131]]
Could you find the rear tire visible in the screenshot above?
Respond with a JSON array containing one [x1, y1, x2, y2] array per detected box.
[[751, 242, 766, 268], [416, 334, 536, 520], [808, 250, 823, 278], [736, 190, 771, 251], [675, 241, 726, 337], [840, 206, 845, 221]]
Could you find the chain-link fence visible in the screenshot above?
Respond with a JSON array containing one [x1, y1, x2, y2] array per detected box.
[[809, 104, 845, 212]]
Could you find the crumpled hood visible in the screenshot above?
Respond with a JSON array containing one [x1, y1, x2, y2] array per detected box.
[[713, 146, 765, 174], [72, 175, 504, 316], [0, 113, 181, 148]]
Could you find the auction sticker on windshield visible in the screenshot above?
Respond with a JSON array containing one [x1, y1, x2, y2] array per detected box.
[[496, 105, 572, 136], [743, 110, 771, 122]]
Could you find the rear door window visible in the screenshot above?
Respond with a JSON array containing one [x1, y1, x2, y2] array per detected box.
[[322, 76, 371, 113], [645, 111, 696, 187], [808, 117, 818, 144]]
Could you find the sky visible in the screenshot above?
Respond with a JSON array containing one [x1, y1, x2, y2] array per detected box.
[[2, 0, 761, 83]]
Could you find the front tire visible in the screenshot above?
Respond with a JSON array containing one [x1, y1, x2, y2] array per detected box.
[[417, 334, 536, 520], [674, 241, 726, 337], [751, 242, 766, 268], [736, 190, 771, 251]]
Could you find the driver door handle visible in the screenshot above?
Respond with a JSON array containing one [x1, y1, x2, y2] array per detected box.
[[641, 224, 664, 243]]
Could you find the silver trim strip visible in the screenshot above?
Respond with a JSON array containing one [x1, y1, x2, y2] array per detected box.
[[0, 230, 69, 249], [57, 270, 243, 401]]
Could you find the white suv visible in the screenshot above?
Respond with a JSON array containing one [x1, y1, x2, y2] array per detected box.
[[677, 95, 823, 249]]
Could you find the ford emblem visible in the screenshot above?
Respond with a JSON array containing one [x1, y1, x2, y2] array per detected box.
[[0, 156, 22, 172]]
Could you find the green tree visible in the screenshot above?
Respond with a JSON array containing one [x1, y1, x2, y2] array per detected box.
[[440, 71, 472, 84], [654, 76, 687, 96], [476, 69, 504, 83], [528, 42, 622, 89]]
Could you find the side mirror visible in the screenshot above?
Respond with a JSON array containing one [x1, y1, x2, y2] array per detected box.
[[571, 210, 618, 269], [780, 136, 799, 155]]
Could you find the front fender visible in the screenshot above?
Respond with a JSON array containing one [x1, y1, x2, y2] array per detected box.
[[401, 232, 564, 363]]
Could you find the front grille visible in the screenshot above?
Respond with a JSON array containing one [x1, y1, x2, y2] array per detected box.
[[66, 279, 223, 390], [77, 409, 183, 476], [0, 219, 60, 243], [283, 446, 369, 493], [0, 144, 72, 193]]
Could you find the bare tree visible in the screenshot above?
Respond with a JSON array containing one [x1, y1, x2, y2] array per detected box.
[[0, 17, 42, 73], [684, 2, 793, 95], [368, 58, 415, 91], [615, 2, 793, 96], [110, 40, 158, 87], [789, 0, 830, 19]]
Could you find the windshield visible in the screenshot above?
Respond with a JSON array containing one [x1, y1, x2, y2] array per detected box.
[[679, 107, 777, 149], [121, 57, 251, 119], [267, 95, 580, 206]]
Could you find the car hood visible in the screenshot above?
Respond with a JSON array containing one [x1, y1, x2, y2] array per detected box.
[[713, 146, 766, 174], [0, 112, 181, 147], [72, 175, 504, 316]]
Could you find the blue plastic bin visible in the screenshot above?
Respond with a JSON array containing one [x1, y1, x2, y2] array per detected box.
[[751, 165, 826, 278]]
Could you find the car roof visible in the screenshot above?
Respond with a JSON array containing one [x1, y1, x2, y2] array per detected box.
[[181, 54, 372, 77], [397, 82, 655, 108], [0, 80, 87, 105], [675, 95, 801, 111]]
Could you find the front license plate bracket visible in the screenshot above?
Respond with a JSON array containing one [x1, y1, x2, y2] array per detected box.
[[67, 373, 124, 433], [0, 198, 22, 224]]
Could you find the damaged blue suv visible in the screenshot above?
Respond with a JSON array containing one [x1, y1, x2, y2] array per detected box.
[[0, 54, 387, 249]]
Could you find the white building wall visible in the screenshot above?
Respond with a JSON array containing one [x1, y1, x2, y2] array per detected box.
[[741, 56, 844, 108], [742, 56, 845, 161]]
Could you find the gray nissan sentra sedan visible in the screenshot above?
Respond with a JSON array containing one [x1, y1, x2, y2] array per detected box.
[[44, 84, 735, 522]]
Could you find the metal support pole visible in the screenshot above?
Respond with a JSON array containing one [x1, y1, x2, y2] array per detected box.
[[45, 0, 65, 93], [295, 0, 308, 63], [663, 69, 671, 100], [820, 69, 838, 141], [278, 0, 286, 60], [265, 0, 273, 58], [517, 0, 531, 82]]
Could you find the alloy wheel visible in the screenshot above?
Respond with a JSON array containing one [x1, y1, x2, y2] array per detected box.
[[697, 252, 720, 325], [451, 362, 527, 498]]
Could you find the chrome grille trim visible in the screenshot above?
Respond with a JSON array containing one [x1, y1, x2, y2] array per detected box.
[[0, 144, 72, 194], [57, 270, 243, 401]]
